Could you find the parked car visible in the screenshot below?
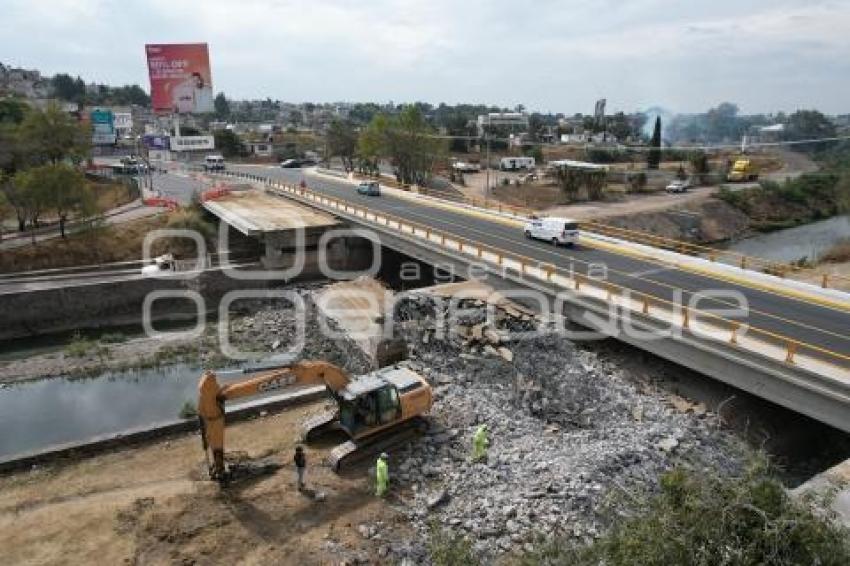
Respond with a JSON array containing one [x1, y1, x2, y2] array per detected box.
[[523, 217, 579, 247], [203, 154, 225, 171], [280, 158, 302, 168], [452, 161, 481, 173], [357, 181, 381, 196], [141, 254, 174, 275], [665, 180, 690, 193]]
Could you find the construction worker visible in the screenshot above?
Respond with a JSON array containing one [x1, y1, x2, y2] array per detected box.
[[376, 452, 389, 497], [294, 445, 306, 491], [472, 424, 489, 461]]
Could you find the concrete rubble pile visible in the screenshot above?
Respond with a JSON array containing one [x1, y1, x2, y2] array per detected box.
[[223, 285, 375, 377], [380, 291, 747, 561]]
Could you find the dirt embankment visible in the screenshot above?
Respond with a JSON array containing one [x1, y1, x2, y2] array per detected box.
[[601, 198, 751, 243], [0, 403, 403, 566]]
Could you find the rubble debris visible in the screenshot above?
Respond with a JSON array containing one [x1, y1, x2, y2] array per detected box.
[[386, 291, 748, 560]]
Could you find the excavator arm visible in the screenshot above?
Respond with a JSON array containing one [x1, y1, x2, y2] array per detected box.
[[197, 361, 350, 481]]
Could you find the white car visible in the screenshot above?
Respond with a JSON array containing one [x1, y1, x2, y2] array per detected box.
[[141, 254, 174, 275], [665, 180, 690, 193], [523, 217, 579, 247]]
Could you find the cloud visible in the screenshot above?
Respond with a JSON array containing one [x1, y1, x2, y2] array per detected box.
[[1, 0, 848, 113]]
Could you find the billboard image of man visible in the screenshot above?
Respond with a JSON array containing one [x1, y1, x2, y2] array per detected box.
[[145, 43, 214, 114]]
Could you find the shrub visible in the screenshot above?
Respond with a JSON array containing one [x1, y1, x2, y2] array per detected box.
[[64, 331, 110, 360], [179, 401, 198, 420], [65, 331, 97, 357], [820, 238, 850, 264], [429, 523, 479, 566], [99, 331, 127, 344], [159, 207, 216, 256], [518, 460, 850, 566]]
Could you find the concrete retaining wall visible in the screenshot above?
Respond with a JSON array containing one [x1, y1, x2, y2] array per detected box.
[[0, 265, 272, 341]]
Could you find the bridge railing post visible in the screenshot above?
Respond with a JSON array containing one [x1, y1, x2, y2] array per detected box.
[[785, 341, 798, 364]]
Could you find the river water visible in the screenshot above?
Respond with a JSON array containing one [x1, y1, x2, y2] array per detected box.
[[724, 215, 850, 263], [0, 363, 290, 459]]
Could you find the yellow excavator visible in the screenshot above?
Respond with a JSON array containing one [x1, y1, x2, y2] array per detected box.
[[197, 361, 433, 483]]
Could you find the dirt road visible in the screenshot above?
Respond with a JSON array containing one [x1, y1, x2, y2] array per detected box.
[[0, 402, 405, 565], [544, 186, 717, 221]]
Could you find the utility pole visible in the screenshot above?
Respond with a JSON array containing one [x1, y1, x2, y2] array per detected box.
[[485, 114, 491, 197]]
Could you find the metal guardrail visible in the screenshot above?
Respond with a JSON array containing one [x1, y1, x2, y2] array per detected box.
[[583, 220, 850, 290], [217, 170, 850, 376]]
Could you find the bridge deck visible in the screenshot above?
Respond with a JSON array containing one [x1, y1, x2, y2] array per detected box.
[[202, 189, 339, 236]]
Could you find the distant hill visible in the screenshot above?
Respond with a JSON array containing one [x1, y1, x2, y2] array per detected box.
[[0, 61, 150, 108]]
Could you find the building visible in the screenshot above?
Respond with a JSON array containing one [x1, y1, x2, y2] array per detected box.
[[0, 63, 50, 98], [477, 112, 529, 136]]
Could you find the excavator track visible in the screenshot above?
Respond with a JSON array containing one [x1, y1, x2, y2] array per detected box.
[[326, 417, 429, 472], [300, 411, 340, 442]]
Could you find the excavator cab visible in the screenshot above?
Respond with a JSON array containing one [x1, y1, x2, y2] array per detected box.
[[338, 381, 402, 437]]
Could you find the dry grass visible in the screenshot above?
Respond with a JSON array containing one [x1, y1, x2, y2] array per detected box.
[[820, 238, 850, 264], [0, 214, 170, 273]]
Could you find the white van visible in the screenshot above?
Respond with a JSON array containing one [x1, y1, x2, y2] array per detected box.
[[203, 154, 225, 171], [500, 156, 535, 171], [523, 217, 579, 247]]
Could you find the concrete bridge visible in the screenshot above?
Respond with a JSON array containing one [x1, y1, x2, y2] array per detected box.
[[205, 168, 850, 432]]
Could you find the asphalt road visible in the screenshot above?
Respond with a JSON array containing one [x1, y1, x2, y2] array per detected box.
[[225, 164, 850, 360]]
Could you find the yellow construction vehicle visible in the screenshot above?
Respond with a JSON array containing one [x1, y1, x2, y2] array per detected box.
[[727, 158, 760, 182], [197, 361, 432, 483]]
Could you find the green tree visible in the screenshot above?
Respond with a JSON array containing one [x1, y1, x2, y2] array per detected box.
[[18, 164, 93, 238], [554, 165, 607, 202], [51, 73, 87, 103], [213, 129, 243, 158], [786, 110, 837, 152], [17, 104, 90, 166], [0, 97, 30, 125], [0, 99, 31, 176], [0, 175, 12, 237], [357, 114, 387, 175], [326, 119, 358, 171], [10, 169, 52, 240], [647, 116, 662, 170], [358, 106, 447, 185], [214, 93, 230, 119]]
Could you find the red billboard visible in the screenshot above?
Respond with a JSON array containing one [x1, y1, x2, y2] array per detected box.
[[145, 43, 213, 114]]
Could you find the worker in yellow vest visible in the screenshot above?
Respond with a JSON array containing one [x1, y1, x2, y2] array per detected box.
[[376, 452, 389, 497], [472, 424, 489, 461]]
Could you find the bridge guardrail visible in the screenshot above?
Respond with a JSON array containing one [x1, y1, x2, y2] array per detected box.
[[216, 170, 850, 377], [583, 220, 850, 290]]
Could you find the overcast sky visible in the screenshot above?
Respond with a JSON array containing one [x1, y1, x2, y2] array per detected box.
[[2, 0, 849, 115]]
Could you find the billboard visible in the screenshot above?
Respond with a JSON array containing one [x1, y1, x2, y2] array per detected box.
[[113, 112, 133, 132], [170, 135, 215, 152], [90, 108, 116, 145], [142, 134, 170, 150], [145, 43, 213, 114]]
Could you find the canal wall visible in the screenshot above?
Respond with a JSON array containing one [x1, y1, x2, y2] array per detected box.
[[0, 264, 276, 341]]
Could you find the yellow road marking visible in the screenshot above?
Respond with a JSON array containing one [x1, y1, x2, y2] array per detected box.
[[583, 236, 850, 314], [306, 170, 850, 314], [392, 205, 850, 344]]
